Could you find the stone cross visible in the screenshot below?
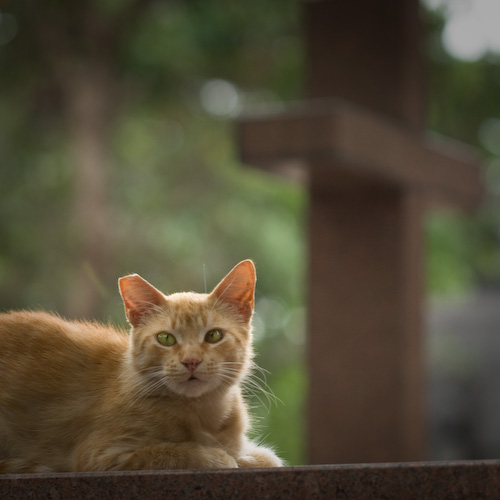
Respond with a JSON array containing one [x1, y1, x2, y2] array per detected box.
[[238, 0, 482, 463]]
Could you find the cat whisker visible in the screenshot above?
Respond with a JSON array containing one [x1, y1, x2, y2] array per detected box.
[[120, 366, 170, 407], [217, 365, 278, 415], [243, 365, 282, 413], [251, 363, 271, 377], [219, 376, 239, 386], [247, 376, 281, 406], [127, 378, 168, 407]]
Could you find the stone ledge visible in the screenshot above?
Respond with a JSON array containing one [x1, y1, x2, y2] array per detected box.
[[2, 460, 500, 500]]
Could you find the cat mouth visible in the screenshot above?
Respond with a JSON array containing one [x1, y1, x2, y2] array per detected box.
[[177, 375, 210, 396], [186, 375, 206, 384]]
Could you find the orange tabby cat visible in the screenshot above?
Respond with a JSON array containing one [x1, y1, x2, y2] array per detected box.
[[0, 260, 282, 473]]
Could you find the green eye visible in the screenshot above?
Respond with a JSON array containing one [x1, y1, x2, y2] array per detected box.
[[157, 332, 177, 346], [205, 329, 223, 344]]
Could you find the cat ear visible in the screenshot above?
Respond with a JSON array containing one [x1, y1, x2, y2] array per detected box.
[[211, 260, 256, 322], [118, 274, 165, 328]]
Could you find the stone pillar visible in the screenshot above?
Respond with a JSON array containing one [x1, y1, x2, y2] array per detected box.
[[304, 0, 425, 463], [304, 0, 424, 129], [308, 177, 425, 463]]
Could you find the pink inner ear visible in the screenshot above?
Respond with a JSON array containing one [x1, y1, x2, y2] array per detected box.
[[212, 260, 256, 321], [118, 274, 165, 327]]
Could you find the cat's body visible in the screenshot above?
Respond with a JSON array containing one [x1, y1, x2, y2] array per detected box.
[[0, 260, 282, 473]]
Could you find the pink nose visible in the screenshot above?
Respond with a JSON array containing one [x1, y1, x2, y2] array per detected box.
[[182, 358, 202, 373]]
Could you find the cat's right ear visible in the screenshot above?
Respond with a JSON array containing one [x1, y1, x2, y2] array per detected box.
[[118, 274, 165, 328]]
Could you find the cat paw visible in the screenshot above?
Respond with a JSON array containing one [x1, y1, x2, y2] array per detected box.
[[237, 446, 283, 468], [198, 446, 238, 469], [0, 459, 54, 474]]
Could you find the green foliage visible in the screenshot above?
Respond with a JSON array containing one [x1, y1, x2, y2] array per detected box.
[[424, 7, 500, 295]]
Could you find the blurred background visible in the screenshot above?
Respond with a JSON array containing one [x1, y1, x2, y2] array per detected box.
[[1, 0, 500, 465]]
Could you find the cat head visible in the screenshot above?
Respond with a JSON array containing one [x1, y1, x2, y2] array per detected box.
[[118, 260, 256, 398]]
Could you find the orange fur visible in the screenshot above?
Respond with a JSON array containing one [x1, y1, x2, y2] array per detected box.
[[0, 260, 282, 472]]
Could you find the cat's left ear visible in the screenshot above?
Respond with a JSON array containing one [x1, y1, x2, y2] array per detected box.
[[211, 260, 256, 323], [118, 274, 165, 328]]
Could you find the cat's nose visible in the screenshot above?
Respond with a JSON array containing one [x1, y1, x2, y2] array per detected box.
[[182, 357, 202, 373]]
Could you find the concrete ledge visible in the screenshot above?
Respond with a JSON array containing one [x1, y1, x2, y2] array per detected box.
[[2, 461, 500, 499]]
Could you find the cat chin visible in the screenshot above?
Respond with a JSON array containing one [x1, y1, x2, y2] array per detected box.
[[173, 379, 213, 398]]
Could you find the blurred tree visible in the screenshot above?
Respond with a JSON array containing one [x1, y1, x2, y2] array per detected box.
[[0, 0, 147, 316], [0, 0, 306, 464], [0, 0, 304, 318]]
